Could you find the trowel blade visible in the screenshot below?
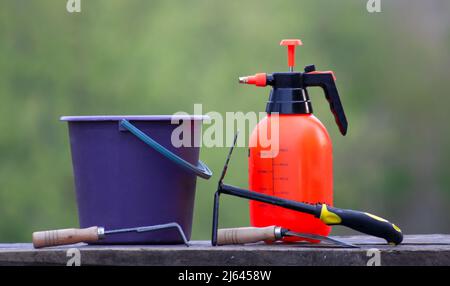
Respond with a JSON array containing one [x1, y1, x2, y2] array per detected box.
[[104, 222, 190, 246], [285, 231, 358, 248]]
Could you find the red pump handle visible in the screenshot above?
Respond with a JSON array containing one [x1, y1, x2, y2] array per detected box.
[[280, 39, 303, 71]]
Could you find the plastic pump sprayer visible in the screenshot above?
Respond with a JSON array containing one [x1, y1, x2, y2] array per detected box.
[[240, 39, 348, 240]]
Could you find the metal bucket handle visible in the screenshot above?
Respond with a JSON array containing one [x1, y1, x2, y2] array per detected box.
[[119, 119, 212, 180]]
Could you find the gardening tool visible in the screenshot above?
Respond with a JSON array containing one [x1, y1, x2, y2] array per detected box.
[[217, 226, 356, 247], [32, 222, 189, 248], [240, 39, 347, 239], [211, 133, 403, 246], [60, 115, 211, 244]]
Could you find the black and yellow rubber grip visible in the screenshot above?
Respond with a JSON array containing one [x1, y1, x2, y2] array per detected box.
[[316, 204, 403, 245], [218, 183, 403, 245]]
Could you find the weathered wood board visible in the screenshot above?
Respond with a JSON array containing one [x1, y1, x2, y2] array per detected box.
[[0, 235, 449, 266]]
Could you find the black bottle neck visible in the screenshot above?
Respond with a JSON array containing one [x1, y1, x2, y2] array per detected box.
[[265, 72, 313, 114]]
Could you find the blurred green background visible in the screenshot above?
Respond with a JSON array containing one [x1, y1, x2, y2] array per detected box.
[[0, 0, 449, 242]]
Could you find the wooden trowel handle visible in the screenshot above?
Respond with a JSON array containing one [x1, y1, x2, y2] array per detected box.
[[217, 226, 279, 245], [32, 226, 103, 248]]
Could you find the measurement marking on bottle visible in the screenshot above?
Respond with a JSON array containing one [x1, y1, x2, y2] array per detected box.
[[257, 170, 273, 174], [274, 177, 289, 181], [274, 191, 290, 195], [273, 163, 289, 167]]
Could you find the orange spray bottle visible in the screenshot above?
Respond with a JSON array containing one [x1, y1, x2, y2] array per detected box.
[[240, 39, 348, 241]]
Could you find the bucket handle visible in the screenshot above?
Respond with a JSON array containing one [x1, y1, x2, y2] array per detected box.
[[119, 119, 212, 179]]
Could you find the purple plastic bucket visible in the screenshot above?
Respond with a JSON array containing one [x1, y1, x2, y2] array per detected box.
[[60, 115, 211, 244]]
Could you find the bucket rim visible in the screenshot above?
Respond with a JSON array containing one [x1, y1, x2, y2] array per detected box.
[[60, 115, 210, 122]]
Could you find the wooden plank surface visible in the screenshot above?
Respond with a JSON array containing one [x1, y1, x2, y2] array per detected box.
[[0, 235, 449, 266]]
